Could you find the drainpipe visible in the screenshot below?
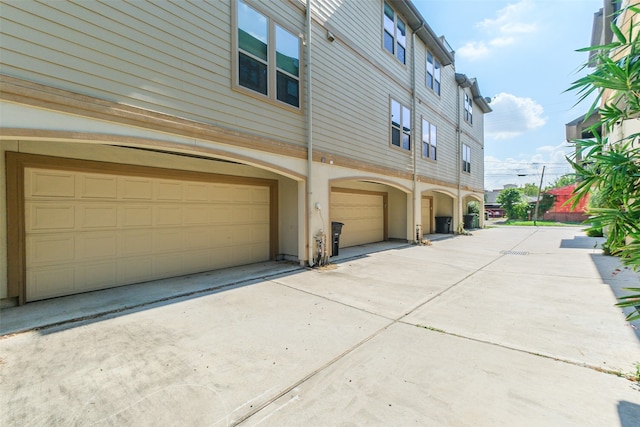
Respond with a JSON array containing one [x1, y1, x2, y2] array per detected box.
[[306, 0, 314, 266], [456, 83, 461, 229], [412, 23, 424, 243], [455, 74, 471, 230]]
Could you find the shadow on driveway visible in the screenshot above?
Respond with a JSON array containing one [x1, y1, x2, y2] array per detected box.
[[589, 251, 640, 341]]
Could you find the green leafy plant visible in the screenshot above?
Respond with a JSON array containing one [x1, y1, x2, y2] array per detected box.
[[616, 287, 640, 322], [566, 3, 640, 322], [467, 201, 480, 214], [497, 188, 524, 219]]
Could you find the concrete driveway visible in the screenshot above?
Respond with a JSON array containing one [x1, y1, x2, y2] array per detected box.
[[1, 226, 639, 426]]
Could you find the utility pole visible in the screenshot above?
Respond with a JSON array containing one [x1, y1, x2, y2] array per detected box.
[[534, 165, 546, 226]]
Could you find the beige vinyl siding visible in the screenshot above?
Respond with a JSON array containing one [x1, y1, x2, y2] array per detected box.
[[459, 94, 486, 191], [414, 46, 459, 185], [460, 135, 485, 191], [310, 24, 414, 173], [0, 0, 305, 146], [314, 0, 412, 82]]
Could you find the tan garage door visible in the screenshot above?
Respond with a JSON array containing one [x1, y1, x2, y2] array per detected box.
[[24, 167, 271, 301], [421, 197, 432, 234], [330, 190, 385, 248]]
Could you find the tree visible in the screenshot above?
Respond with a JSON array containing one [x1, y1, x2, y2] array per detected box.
[[497, 188, 523, 219], [567, 3, 640, 321], [522, 183, 539, 197], [548, 174, 577, 190], [538, 193, 555, 217]]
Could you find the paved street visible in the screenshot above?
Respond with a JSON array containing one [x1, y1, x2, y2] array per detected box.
[[1, 226, 639, 426]]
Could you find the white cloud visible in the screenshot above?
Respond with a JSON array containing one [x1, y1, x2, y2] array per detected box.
[[489, 37, 516, 48], [458, 0, 537, 61], [457, 41, 490, 61], [477, 0, 535, 33], [485, 93, 547, 140]]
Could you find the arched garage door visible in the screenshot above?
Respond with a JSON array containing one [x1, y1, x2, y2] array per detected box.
[[8, 153, 278, 302], [330, 188, 387, 248]]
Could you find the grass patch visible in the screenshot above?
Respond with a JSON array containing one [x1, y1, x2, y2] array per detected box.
[[500, 220, 583, 227]]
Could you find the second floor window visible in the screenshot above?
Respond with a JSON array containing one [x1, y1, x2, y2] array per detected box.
[[237, 0, 300, 108], [383, 2, 406, 64], [391, 99, 411, 151], [462, 144, 471, 173], [426, 53, 441, 95], [422, 119, 437, 160], [464, 93, 473, 124]]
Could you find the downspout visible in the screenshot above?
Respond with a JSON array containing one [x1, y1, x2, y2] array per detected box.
[[456, 82, 462, 230], [306, 0, 314, 266], [412, 23, 424, 243]]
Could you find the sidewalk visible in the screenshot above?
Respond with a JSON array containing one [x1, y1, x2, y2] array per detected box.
[[1, 226, 639, 426]]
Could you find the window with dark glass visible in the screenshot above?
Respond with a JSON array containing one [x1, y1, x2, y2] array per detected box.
[[462, 144, 471, 173], [236, 0, 300, 108], [426, 52, 441, 95], [238, 1, 268, 95], [391, 99, 411, 151], [383, 2, 407, 64], [276, 25, 300, 107], [464, 93, 473, 124], [422, 119, 437, 160]]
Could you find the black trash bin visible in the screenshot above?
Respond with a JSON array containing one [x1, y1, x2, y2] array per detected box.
[[463, 214, 475, 229], [331, 222, 344, 256], [435, 216, 452, 233]]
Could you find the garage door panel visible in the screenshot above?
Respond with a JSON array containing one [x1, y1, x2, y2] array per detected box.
[[156, 181, 183, 201], [121, 178, 152, 200], [118, 256, 154, 284], [211, 206, 232, 224], [76, 261, 118, 291], [184, 227, 212, 249], [155, 206, 182, 226], [120, 230, 153, 256], [154, 253, 189, 278], [211, 226, 233, 247], [232, 206, 253, 223], [80, 174, 117, 199], [121, 206, 153, 227], [27, 169, 75, 198], [153, 229, 185, 253], [179, 249, 212, 272], [79, 205, 118, 228], [252, 187, 269, 203], [252, 205, 269, 222], [185, 183, 208, 201], [210, 185, 234, 202], [27, 266, 75, 301], [27, 235, 75, 264], [233, 187, 252, 202], [76, 232, 118, 260], [184, 206, 209, 225], [24, 167, 273, 301], [28, 204, 75, 231], [421, 198, 432, 234]]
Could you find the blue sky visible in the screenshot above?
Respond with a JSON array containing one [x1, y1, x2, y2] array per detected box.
[[414, 0, 602, 190]]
